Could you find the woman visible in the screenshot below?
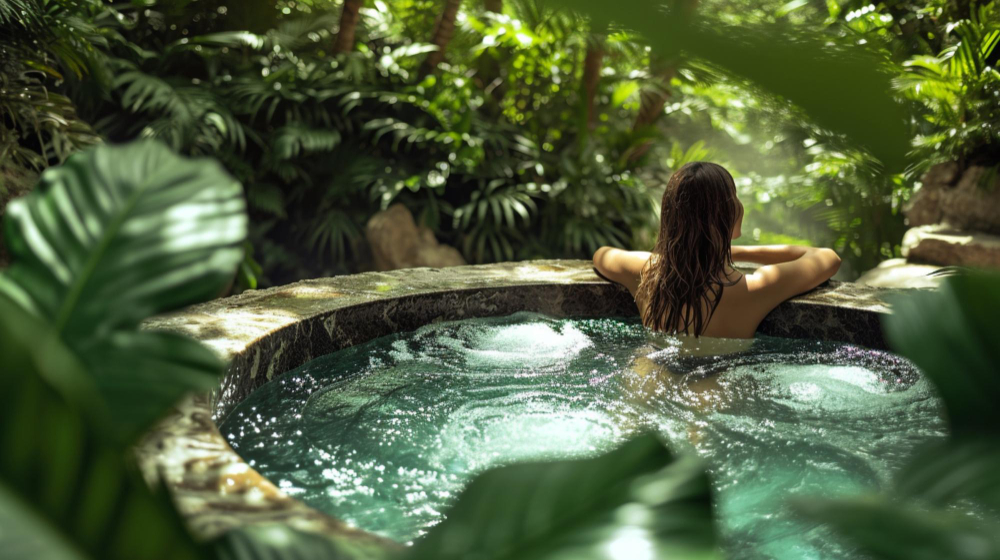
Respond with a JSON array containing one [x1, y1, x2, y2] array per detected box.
[[593, 161, 841, 339], [596, 162, 842, 443]]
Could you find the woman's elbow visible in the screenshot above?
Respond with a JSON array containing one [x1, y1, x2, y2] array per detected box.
[[592, 246, 617, 280], [592, 246, 611, 270], [819, 248, 842, 276]]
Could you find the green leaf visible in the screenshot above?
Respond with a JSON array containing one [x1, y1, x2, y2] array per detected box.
[[0, 140, 245, 440], [794, 495, 1000, 560], [81, 331, 225, 440], [247, 183, 288, 218], [897, 439, 1000, 513], [0, 139, 246, 339], [0, 295, 206, 560], [409, 434, 720, 560], [776, 0, 810, 17], [881, 272, 1000, 437], [272, 125, 342, 160], [0, 485, 84, 560], [212, 524, 400, 560], [611, 80, 639, 107], [546, 0, 910, 172]]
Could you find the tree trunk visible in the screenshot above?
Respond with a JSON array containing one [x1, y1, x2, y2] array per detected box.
[[632, 67, 676, 132], [485, 0, 502, 13], [582, 42, 605, 130], [333, 0, 364, 54], [421, 0, 463, 77], [628, 0, 699, 163]]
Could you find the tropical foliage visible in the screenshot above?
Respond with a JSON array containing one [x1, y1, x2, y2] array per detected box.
[[3, 2, 1000, 559], [3, 0, 996, 280], [0, 141, 232, 559]]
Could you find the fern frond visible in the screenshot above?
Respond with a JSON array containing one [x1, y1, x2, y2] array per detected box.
[[247, 183, 288, 218], [300, 210, 360, 263], [272, 124, 342, 160]]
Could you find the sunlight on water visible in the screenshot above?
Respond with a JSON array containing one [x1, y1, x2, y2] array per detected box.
[[221, 312, 947, 558]]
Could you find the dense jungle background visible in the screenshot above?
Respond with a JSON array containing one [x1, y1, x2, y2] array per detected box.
[[1, 0, 998, 286]]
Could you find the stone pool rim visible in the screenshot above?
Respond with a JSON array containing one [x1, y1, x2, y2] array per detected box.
[[135, 259, 910, 551]]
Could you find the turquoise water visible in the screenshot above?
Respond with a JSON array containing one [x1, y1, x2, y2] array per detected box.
[[220, 313, 946, 558]]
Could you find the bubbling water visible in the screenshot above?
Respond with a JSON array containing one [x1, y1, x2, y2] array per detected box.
[[221, 313, 946, 558]]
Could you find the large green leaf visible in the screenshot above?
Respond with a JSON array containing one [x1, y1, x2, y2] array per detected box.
[[0, 295, 207, 560], [897, 439, 1000, 512], [546, 0, 910, 172], [882, 272, 1000, 436], [83, 330, 228, 441], [212, 524, 400, 560], [409, 434, 720, 560], [0, 140, 246, 340], [0, 140, 246, 440], [794, 495, 1000, 560], [0, 485, 83, 560]]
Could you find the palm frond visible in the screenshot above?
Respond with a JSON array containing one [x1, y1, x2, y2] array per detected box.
[[272, 124, 342, 160]]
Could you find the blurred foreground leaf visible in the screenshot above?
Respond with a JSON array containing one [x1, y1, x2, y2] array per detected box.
[[0, 295, 206, 560], [882, 272, 1000, 436], [0, 140, 246, 441], [410, 434, 720, 560], [547, 0, 910, 172], [0, 485, 82, 560], [897, 439, 1000, 513], [213, 523, 400, 560], [794, 495, 1000, 560]]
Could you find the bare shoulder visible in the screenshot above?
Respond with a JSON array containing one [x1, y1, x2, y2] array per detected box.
[[592, 247, 652, 296]]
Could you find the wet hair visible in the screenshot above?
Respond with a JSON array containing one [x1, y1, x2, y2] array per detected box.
[[637, 161, 742, 336]]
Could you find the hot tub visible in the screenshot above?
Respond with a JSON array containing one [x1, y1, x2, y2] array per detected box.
[[136, 260, 927, 558]]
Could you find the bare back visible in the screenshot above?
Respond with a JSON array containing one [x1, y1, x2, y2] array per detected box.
[[635, 259, 759, 339], [592, 246, 841, 339]]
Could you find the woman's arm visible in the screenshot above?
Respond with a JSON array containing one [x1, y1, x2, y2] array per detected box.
[[731, 244, 812, 265], [592, 247, 651, 297], [744, 246, 842, 314]]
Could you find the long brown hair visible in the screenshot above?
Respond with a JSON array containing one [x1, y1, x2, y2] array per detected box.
[[637, 161, 742, 336]]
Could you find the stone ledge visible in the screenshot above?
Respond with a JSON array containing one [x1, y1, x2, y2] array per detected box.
[[856, 258, 945, 289], [136, 259, 912, 548], [903, 224, 1000, 269]]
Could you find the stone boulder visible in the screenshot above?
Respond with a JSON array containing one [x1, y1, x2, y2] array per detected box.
[[905, 163, 1000, 234], [902, 224, 1000, 269], [854, 258, 944, 289], [366, 204, 466, 271]]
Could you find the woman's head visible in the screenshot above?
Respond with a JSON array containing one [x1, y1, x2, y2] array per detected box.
[[638, 161, 744, 336]]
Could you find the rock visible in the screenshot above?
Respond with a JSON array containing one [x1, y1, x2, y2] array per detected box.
[[365, 204, 466, 271], [924, 160, 962, 186], [938, 166, 1000, 234], [902, 224, 1000, 269], [906, 163, 1000, 234], [855, 258, 944, 289]]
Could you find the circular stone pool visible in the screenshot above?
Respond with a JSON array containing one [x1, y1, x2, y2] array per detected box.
[[136, 260, 920, 557], [218, 312, 944, 559]]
